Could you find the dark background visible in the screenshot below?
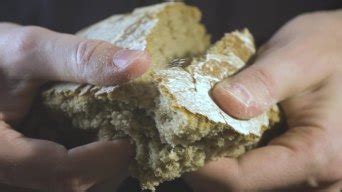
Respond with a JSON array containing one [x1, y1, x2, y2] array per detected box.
[[0, 0, 341, 191], [1, 0, 341, 45]]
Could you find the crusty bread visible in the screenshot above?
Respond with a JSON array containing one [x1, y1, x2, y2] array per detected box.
[[46, 2, 210, 109], [42, 3, 279, 191], [154, 30, 267, 146]]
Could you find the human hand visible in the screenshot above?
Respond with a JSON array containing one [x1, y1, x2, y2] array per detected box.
[[185, 11, 342, 191], [0, 23, 150, 191]]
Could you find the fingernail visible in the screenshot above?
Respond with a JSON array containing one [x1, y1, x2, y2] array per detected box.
[[217, 82, 256, 108], [112, 49, 145, 73], [214, 79, 275, 119]]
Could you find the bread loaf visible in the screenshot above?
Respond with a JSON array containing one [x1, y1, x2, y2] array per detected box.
[[42, 2, 279, 190]]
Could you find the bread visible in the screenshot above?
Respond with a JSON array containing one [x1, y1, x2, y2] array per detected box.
[[154, 30, 266, 146], [42, 2, 279, 190], [48, 2, 209, 109]]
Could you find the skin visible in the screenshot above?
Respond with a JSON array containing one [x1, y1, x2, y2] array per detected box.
[[0, 23, 151, 191], [185, 11, 342, 191]]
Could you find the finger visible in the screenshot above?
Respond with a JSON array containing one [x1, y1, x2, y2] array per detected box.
[[185, 126, 329, 191], [66, 140, 134, 191], [0, 121, 133, 191], [212, 36, 334, 119], [0, 25, 151, 85]]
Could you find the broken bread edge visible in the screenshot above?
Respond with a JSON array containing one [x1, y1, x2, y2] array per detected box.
[[137, 29, 280, 189], [42, 30, 280, 191], [39, 3, 280, 190], [47, 2, 211, 109], [153, 29, 276, 146]]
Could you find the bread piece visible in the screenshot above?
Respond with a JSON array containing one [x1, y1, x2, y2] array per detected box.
[[42, 3, 280, 190], [42, 2, 210, 189], [137, 30, 279, 189], [154, 30, 270, 146], [46, 2, 210, 109], [43, 30, 279, 190]]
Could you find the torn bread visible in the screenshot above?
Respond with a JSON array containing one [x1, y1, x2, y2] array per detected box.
[[47, 2, 210, 109], [154, 30, 268, 146], [41, 3, 279, 191]]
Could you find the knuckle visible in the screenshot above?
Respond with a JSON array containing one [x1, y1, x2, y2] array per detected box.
[[252, 66, 275, 97], [12, 26, 44, 55], [75, 40, 95, 65], [74, 40, 109, 84], [74, 40, 106, 67], [0, 122, 23, 142], [0, 126, 22, 141]]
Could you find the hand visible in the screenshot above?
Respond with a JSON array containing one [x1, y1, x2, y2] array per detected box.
[[0, 23, 150, 191], [185, 11, 342, 191]]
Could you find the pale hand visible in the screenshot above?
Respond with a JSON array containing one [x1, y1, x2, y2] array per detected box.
[[0, 23, 150, 192], [186, 11, 342, 191]]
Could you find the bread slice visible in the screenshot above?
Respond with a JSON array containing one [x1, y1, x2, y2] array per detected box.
[[42, 3, 280, 191]]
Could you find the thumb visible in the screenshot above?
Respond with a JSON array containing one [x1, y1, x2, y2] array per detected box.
[[2, 25, 151, 85], [212, 41, 333, 119]]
